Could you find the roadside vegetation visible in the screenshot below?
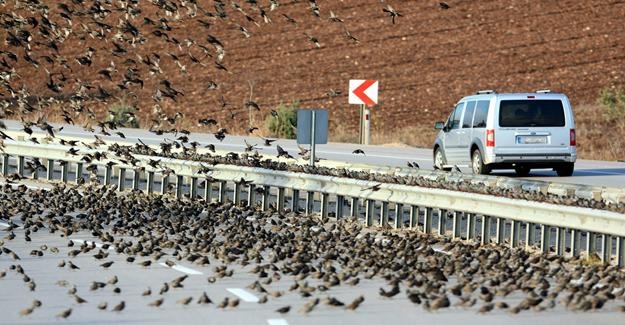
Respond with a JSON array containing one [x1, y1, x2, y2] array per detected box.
[[107, 98, 140, 128], [265, 101, 298, 139]]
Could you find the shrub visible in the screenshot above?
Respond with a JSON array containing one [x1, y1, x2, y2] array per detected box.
[[266, 101, 298, 139], [598, 87, 625, 122], [107, 98, 140, 128]]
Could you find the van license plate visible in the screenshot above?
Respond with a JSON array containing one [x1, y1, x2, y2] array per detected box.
[[517, 136, 547, 144]]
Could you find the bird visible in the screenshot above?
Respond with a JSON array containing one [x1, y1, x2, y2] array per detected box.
[[379, 284, 400, 298], [112, 301, 125, 312], [361, 183, 382, 192], [97, 302, 108, 310], [56, 308, 72, 318], [149, 298, 164, 307], [275, 305, 291, 314], [439, 2, 451, 10], [352, 149, 365, 155], [304, 33, 321, 48], [346, 296, 365, 310], [198, 292, 212, 304], [100, 261, 114, 268], [382, 5, 403, 24]]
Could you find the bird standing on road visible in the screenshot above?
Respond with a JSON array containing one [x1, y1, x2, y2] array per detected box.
[[352, 149, 365, 155]]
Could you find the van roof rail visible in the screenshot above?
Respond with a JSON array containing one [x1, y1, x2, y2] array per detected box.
[[536, 89, 552, 93], [476, 89, 496, 94]]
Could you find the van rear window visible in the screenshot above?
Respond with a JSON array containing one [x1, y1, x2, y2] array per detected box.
[[498, 100, 565, 127]]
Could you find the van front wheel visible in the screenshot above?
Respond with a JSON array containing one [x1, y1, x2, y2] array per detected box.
[[471, 149, 491, 175], [555, 163, 574, 177]]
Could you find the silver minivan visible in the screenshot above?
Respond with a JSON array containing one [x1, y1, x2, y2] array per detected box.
[[433, 90, 577, 176]]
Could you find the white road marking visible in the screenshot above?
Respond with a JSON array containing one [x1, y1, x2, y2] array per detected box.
[[267, 319, 289, 325], [226, 288, 259, 302], [69, 239, 112, 250], [0, 221, 11, 228], [158, 262, 203, 275]]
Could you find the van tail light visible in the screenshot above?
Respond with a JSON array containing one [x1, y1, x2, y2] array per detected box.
[[570, 128, 576, 146], [486, 129, 495, 147]]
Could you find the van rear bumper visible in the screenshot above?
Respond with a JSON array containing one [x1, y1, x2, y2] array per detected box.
[[488, 152, 576, 169]]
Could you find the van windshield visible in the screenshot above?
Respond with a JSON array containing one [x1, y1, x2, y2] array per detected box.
[[498, 100, 565, 127]]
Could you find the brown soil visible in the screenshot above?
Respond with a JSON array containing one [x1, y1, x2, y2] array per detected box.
[[1, 0, 624, 159]]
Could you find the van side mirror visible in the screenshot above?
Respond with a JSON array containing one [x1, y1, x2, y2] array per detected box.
[[434, 121, 445, 130]]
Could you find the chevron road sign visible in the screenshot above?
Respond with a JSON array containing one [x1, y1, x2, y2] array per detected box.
[[349, 79, 378, 106]]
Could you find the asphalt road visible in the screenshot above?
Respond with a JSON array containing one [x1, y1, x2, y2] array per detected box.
[[1, 181, 624, 325], [3, 120, 625, 188]]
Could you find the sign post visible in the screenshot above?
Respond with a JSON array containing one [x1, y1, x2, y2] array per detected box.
[[349, 80, 378, 145], [297, 109, 328, 167]]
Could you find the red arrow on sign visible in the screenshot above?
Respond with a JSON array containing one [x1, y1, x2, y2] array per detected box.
[[352, 80, 377, 106]]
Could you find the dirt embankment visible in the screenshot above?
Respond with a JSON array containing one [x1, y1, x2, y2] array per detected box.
[[1, 0, 624, 158]]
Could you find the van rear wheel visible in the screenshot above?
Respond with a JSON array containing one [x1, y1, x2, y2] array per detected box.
[[514, 166, 531, 177], [471, 149, 491, 175], [555, 163, 574, 177]]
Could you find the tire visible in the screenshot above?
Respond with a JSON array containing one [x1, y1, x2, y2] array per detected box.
[[555, 163, 574, 176], [433, 148, 448, 171], [471, 149, 491, 175], [514, 166, 531, 177]]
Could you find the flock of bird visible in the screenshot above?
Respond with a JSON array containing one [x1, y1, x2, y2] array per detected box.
[[1, 0, 625, 321], [0, 0, 453, 139], [1, 182, 625, 320]]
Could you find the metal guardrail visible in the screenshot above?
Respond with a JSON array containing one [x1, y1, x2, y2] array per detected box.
[[1, 140, 625, 267]]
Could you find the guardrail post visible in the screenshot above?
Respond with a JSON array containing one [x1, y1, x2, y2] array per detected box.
[[616, 237, 625, 268], [132, 170, 141, 190], [104, 166, 112, 185], [335, 195, 344, 220], [321, 193, 329, 220], [350, 197, 358, 217], [540, 225, 551, 254], [291, 189, 300, 212], [586, 232, 596, 258], [380, 202, 389, 227], [247, 184, 255, 206], [218, 181, 227, 203], [46, 159, 54, 180], [117, 168, 126, 191], [481, 216, 491, 245], [509, 221, 520, 248], [146, 171, 155, 194], [423, 207, 432, 234], [261, 185, 270, 210], [203, 179, 212, 201], [60, 161, 68, 183], [277, 187, 286, 211], [601, 234, 612, 264], [437, 209, 446, 236], [466, 213, 476, 242], [393, 203, 403, 229], [496, 218, 505, 244], [1, 154, 8, 176], [570, 229, 580, 257], [17, 156, 24, 176], [452, 211, 461, 239], [409, 206, 418, 229], [75, 163, 83, 184], [233, 183, 242, 205], [365, 200, 375, 227], [306, 191, 314, 215], [525, 222, 536, 249], [175, 175, 184, 199], [161, 175, 169, 194], [555, 227, 565, 255], [189, 177, 198, 199]]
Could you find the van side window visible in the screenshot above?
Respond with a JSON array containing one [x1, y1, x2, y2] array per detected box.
[[462, 101, 476, 128], [472, 100, 490, 128], [450, 102, 464, 130]]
